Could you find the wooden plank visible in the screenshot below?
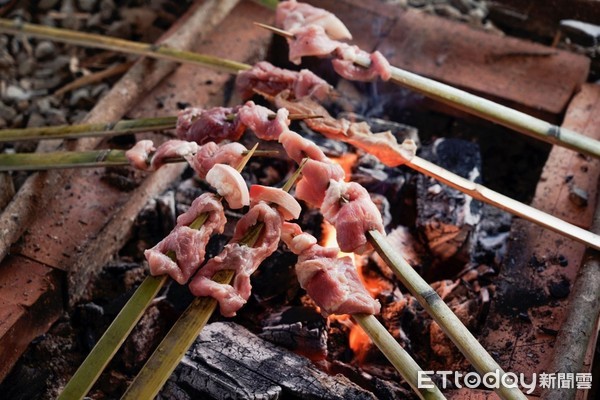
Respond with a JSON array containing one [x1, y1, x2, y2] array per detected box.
[[480, 83, 600, 397]]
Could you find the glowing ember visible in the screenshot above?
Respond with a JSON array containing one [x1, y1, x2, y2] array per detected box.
[[329, 153, 357, 182]]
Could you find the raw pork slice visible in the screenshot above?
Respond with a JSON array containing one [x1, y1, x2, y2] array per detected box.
[[126, 140, 155, 170], [295, 159, 345, 208], [276, 0, 352, 40], [235, 61, 331, 101], [190, 142, 246, 179], [332, 49, 392, 82], [145, 194, 226, 284], [322, 180, 384, 254], [189, 202, 283, 317], [281, 223, 380, 316], [237, 101, 290, 140], [150, 140, 199, 170]]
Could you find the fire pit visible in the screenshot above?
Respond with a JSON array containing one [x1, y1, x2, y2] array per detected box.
[[0, 1, 599, 399]]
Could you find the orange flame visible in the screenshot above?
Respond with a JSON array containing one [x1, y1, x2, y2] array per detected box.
[[321, 220, 378, 363], [329, 153, 357, 182]]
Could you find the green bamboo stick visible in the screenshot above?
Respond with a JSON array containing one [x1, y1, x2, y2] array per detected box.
[[0, 117, 177, 142], [121, 159, 308, 400], [256, 22, 600, 159], [57, 144, 259, 400], [368, 230, 527, 400], [0, 148, 277, 172], [0, 149, 130, 171], [0, 18, 250, 73], [354, 314, 445, 400]]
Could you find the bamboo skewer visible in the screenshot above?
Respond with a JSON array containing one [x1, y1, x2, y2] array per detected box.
[[254, 22, 600, 159], [0, 18, 250, 73], [0, 113, 320, 143], [0, 21, 596, 248], [407, 156, 600, 250], [0, 148, 277, 172], [57, 144, 259, 400], [368, 230, 527, 400], [121, 158, 307, 399], [1, 18, 598, 158], [354, 314, 445, 400], [122, 159, 445, 400]]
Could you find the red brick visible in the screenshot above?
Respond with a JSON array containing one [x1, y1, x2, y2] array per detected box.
[[0, 256, 63, 380]]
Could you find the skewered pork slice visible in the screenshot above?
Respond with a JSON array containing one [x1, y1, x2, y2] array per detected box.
[[235, 61, 332, 101], [282, 223, 381, 316], [125, 140, 155, 170], [206, 164, 249, 209], [145, 194, 226, 284], [276, 0, 352, 40], [274, 95, 417, 167], [237, 100, 290, 140], [150, 139, 199, 170], [294, 159, 345, 208], [321, 180, 384, 254], [189, 202, 283, 317], [189, 142, 246, 179], [332, 48, 392, 82], [278, 129, 328, 163], [176, 105, 245, 144], [287, 24, 339, 65]]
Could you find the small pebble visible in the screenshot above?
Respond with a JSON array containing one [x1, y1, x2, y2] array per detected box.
[[69, 88, 92, 108], [77, 0, 98, 12], [26, 112, 46, 128], [0, 101, 17, 121], [5, 85, 31, 101], [568, 186, 588, 208], [34, 41, 56, 60], [38, 0, 61, 11], [17, 57, 35, 77], [99, 0, 116, 21]]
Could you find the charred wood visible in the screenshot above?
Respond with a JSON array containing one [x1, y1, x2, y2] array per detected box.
[[416, 138, 483, 276], [160, 322, 377, 400]]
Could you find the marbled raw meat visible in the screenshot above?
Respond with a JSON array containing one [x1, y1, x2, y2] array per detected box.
[[276, 0, 352, 40], [126, 140, 155, 170], [281, 223, 380, 316], [190, 142, 246, 179], [189, 202, 283, 317], [145, 194, 226, 284], [321, 180, 384, 254]]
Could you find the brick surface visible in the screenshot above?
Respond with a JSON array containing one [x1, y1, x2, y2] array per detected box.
[[0, 0, 274, 381], [0, 256, 63, 381], [481, 83, 600, 397]]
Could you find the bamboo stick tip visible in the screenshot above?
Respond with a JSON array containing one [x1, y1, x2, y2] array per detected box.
[[253, 22, 295, 39]]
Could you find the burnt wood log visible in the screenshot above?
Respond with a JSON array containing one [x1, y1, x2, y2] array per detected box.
[[259, 306, 328, 360], [159, 322, 377, 400], [416, 138, 483, 268]]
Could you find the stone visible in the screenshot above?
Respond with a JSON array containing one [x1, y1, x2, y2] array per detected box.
[[34, 41, 56, 60], [4, 85, 30, 102], [38, 0, 61, 10], [0, 101, 16, 121], [77, 0, 97, 12]]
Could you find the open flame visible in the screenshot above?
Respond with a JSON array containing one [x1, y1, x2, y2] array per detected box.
[[319, 155, 389, 363], [321, 221, 378, 363]]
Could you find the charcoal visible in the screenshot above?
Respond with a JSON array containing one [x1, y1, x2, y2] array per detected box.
[[416, 138, 482, 264], [259, 306, 328, 359], [560, 19, 600, 47], [160, 322, 377, 400]]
